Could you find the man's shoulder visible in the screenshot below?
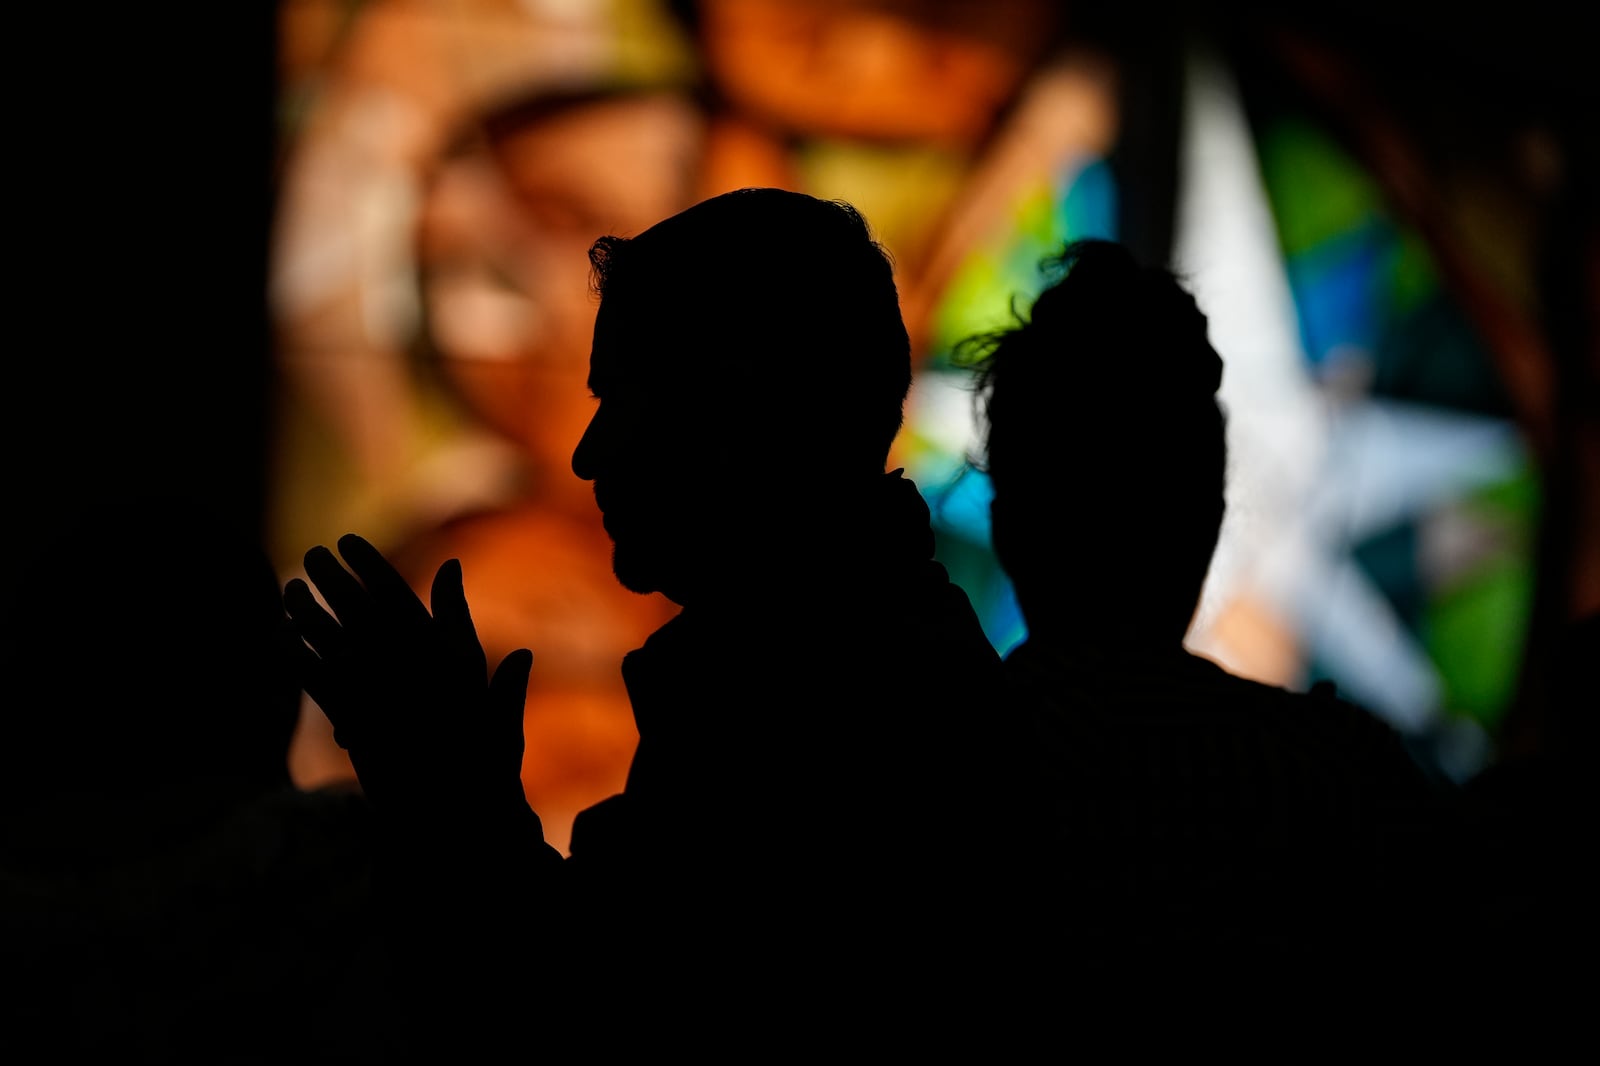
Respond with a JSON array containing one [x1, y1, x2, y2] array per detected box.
[[568, 792, 634, 856]]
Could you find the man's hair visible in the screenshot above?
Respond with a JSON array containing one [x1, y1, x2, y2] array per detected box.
[[587, 187, 912, 472], [962, 239, 1227, 632]]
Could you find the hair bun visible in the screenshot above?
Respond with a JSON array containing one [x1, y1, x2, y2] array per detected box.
[[1025, 240, 1222, 402]]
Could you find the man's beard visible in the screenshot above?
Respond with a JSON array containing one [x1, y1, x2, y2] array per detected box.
[[609, 525, 715, 607], [609, 540, 661, 597]]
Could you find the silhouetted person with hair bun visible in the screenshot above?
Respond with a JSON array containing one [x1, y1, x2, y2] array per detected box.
[[960, 238, 1454, 970]]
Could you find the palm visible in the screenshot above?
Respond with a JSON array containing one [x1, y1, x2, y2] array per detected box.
[[283, 534, 531, 812]]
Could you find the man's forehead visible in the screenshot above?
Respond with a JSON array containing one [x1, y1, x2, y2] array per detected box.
[[588, 338, 753, 409], [588, 299, 692, 389], [592, 291, 683, 354]]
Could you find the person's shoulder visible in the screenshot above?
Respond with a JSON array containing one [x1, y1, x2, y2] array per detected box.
[[568, 792, 646, 871], [1185, 656, 1374, 726], [1262, 677, 1449, 787], [1214, 667, 1358, 729]]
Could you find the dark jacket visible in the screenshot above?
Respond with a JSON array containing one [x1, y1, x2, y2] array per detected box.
[[563, 472, 1051, 1004], [369, 473, 1052, 1045], [1002, 638, 1455, 967]]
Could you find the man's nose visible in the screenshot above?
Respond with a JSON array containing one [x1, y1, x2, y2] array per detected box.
[[571, 410, 601, 481]]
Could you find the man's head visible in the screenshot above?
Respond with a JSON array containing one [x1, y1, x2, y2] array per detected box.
[[571, 187, 912, 605], [967, 238, 1226, 644], [416, 84, 703, 497]]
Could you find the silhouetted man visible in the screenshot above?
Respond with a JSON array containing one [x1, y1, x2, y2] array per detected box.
[[283, 188, 1048, 1041], [962, 238, 1453, 969]]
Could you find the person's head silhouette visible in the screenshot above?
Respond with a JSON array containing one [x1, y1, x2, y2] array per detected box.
[[571, 186, 911, 605], [966, 238, 1225, 647]]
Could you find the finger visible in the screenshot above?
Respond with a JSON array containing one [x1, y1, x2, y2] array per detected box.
[[302, 544, 375, 629], [430, 559, 487, 674], [488, 648, 534, 723], [283, 576, 348, 658], [336, 533, 431, 625], [430, 557, 468, 627]]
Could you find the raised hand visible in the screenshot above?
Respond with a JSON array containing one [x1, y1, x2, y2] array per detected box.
[[283, 533, 533, 819], [285, 535, 560, 1051]]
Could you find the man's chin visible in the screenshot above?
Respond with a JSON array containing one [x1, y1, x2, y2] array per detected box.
[[610, 548, 663, 597]]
